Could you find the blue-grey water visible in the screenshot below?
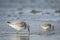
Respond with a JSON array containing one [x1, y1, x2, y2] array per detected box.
[[0, 0, 60, 40]]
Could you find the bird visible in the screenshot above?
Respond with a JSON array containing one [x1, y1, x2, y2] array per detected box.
[[40, 23, 54, 33], [7, 20, 30, 35]]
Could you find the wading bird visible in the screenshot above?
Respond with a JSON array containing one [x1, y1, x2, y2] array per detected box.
[[40, 23, 54, 33], [7, 20, 30, 35]]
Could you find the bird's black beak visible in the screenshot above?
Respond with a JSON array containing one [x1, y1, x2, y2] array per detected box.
[[7, 22, 10, 23]]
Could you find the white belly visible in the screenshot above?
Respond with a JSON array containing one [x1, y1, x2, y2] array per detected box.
[[9, 24, 24, 30], [41, 26, 49, 30]]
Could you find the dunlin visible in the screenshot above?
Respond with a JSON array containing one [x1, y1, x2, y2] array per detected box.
[[41, 23, 54, 32], [7, 20, 30, 34]]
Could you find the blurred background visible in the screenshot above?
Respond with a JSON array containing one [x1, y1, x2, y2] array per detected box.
[[0, 0, 60, 40]]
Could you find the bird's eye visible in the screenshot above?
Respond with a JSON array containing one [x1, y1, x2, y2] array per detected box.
[[7, 22, 10, 23]]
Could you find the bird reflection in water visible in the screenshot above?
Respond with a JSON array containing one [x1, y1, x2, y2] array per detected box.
[[10, 35, 29, 40]]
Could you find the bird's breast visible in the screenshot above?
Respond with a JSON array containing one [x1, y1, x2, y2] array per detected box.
[[9, 24, 24, 30], [41, 26, 50, 30]]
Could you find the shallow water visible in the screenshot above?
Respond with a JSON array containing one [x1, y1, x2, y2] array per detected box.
[[0, 0, 60, 40]]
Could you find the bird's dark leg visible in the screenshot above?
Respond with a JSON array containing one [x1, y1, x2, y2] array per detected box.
[[16, 30, 20, 40], [16, 30, 19, 34], [28, 25, 30, 40], [28, 25, 30, 35], [16, 30, 19, 39]]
